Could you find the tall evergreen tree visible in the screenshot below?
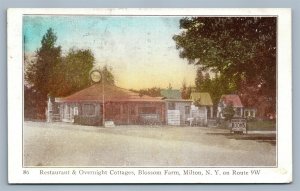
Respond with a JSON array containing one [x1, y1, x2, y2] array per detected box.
[[195, 68, 204, 91], [202, 73, 211, 91], [101, 65, 115, 85], [181, 80, 192, 99], [25, 28, 62, 119], [25, 28, 99, 119]]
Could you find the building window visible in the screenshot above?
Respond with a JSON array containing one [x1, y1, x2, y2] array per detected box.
[[168, 102, 175, 110], [239, 108, 243, 116], [83, 104, 95, 116], [139, 107, 156, 114], [74, 107, 78, 116], [130, 107, 136, 115], [64, 104, 70, 119], [113, 105, 121, 115], [185, 106, 190, 114], [123, 105, 128, 114], [64, 104, 69, 114], [240, 108, 243, 116]]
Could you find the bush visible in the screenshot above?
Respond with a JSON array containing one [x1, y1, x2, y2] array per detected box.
[[74, 115, 102, 126], [247, 120, 276, 131], [218, 120, 232, 129], [223, 104, 235, 121]]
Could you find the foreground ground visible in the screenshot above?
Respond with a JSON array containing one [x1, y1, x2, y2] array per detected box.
[[24, 121, 276, 167]]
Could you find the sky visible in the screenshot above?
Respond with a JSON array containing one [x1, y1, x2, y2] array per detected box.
[[23, 15, 197, 90]]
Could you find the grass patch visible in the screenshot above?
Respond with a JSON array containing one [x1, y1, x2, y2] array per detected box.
[[247, 120, 276, 131]]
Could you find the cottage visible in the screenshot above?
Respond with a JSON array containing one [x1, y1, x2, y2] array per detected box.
[[51, 83, 165, 126], [189, 92, 214, 125], [217, 94, 244, 119], [161, 89, 192, 126], [190, 92, 214, 118]]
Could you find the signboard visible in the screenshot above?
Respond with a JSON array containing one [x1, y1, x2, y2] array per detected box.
[[104, 121, 115, 127], [231, 118, 247, 133]]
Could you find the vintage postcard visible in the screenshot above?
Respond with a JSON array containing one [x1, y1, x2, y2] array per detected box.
[[8, 8, 292, 183]]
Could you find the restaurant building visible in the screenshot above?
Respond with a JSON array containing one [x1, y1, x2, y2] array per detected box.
[[50, 83, 166, 126]]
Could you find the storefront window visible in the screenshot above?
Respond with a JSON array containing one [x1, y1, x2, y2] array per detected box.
[[139, 107, 156, 114], [130, 107, 136, 115], [83, 104, 95, 116], [123, 105, 128, 114], [113, 105, 121, 115]]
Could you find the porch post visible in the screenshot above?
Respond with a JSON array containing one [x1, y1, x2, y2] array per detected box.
[[127, 103, 130, 125], [241, 107, 243, 117]]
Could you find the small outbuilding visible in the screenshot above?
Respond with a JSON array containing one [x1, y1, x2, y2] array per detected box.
[[190, 92, 214, 119], [189, 92, 214, 126], [161, 89, 192, 126], [217, 94, 244, 119], [164, 99, 193, 126]]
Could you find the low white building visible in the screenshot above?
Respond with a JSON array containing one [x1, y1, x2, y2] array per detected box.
[[165, 99, 193, 126]]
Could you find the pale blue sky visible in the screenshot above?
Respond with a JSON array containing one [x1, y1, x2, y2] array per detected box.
[[23, 16, 196, 89]]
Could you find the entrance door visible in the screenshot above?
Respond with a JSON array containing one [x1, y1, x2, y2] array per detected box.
[[167, 110, 180, 126]]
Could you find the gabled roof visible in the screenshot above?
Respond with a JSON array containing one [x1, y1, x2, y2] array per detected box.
[[220, 94, 243, 107], [160, 89, 181, 99], [56, 83, 163, 103], [190, 92, 213, 106]]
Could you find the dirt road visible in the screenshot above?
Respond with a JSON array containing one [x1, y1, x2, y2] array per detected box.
[[23, 121, 276, 167]]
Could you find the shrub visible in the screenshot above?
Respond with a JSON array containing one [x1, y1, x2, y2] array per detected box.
[[74, 115, 102, 126], [223, 103, 235, 121]]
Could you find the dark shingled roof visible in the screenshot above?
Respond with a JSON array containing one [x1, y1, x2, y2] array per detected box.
[[56, 83, 164, 103]]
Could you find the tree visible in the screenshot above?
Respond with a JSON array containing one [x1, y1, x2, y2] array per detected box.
[[181, 80, 192, 99], [24, 86, 39, 119], [173, 17, 276, 113], [195, 68, 204, 91], [131, 87, 162, 97], [167, 83, 172, 90], [209, 73, 237, 104], [100, 65, 115, 85], [52, 49, 95, 96], [25, 28, 62, 119], [25, 28, 98, 119], [202, 73, 211, 92]]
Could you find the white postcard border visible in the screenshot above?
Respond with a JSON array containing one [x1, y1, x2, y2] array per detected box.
[[8, 8, 292, 183]]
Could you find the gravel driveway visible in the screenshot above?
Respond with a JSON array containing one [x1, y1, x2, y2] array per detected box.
[[23, 121, 276, 167]]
